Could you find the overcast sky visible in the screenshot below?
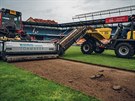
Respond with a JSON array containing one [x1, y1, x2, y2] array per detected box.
[[0, 0, 134, 23]]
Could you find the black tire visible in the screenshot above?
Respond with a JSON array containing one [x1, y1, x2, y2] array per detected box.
[[0, 33, 4, 37], [81, 41, 94, 54], [21, 35, 31, 41], [26, 35, 31, 41], [0, 28, 9, 37], [94, 46, 105, 54], [2, 53, 7, 62], [8, 32, 16, 38], [115, 43, 134, 58]]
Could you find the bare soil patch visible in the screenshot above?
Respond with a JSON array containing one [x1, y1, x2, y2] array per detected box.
[[13, 59, 135, 101]]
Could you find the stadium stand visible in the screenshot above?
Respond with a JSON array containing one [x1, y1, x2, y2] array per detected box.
[[24, 17, 74, 41], [24, 5, 135, 41], [27, 17, 58, 24], [24, 25, 73, 41]]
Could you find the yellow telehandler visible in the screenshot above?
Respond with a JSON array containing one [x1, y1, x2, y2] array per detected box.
[[80, 15, 135, 58]]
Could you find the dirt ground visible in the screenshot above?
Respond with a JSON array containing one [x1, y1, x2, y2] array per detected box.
[[13, 59, 135, 101]]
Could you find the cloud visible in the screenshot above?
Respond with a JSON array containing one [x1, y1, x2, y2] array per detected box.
[[0, 0, 134, 23]]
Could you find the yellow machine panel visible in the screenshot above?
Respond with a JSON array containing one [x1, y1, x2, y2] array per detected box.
[[127, 31, 135, 39], [10, 10, 16, 15], [95, 28, 112, 39]]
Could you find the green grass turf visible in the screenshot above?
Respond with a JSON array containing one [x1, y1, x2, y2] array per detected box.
[[0, 61, 99, 101], [63, 46, 135, 71]]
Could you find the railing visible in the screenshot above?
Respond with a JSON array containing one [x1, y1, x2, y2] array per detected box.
[[72, 5, 135, 21]]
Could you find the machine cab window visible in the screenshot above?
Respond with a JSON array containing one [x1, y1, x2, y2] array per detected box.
[[2, 12, 21, 30], [0, 8, 22, 30]]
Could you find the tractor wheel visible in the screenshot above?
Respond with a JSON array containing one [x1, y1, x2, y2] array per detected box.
[[0, 28, 8, 37], [81, 41, 94, 54], [0, 33, 4, 37], [8, 32, 16, 38], [94, 46, 105, 54], [21, 35, 31, 41], [25, 35, 31, 41], [2, 53, 7, 62], [115, 43, 134, 58]]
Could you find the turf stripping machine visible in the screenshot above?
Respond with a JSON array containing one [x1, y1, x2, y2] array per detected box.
[[0, 8, 88, 62], [0, 27, 87, 62], [0, 8, 135, 62]]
